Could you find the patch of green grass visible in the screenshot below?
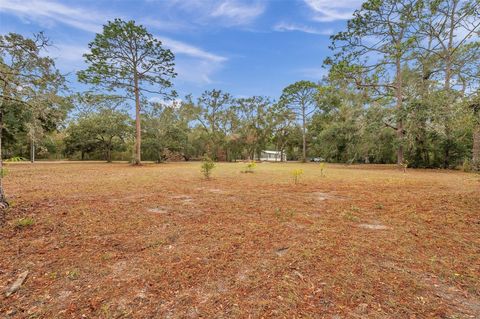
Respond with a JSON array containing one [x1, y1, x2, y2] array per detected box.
[[66, 269, 80, 280], [343, 211, 360, 222], [350, 205, 361, 212], [16, 217, 35, 228], [47, 271, 58, 280]]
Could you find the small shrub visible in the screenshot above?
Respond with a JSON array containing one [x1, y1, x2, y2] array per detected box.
[[48, 271, 58, 280], [0, 167, 8, 178], [5, 156, 27, 163], [201, 157, 215, 179], [461, 158, 472, 172], [400, 160, 409, 173], [291, 169, 304, 184], [16, 217, 34, 228], [319, 162, 326, 177], [242, 161, 257, 173], [343, 211, 360, 222], [66, 269, 80, 280]]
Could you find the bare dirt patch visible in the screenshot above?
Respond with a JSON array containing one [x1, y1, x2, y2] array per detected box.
[[358, 222, 390, 230], [147, 207, 168, 214], [171, 194, 193, 204], [313, 191, 347, 201]]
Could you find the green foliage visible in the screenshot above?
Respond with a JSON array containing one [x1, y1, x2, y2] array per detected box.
[[242, 161, 257, 173], [142, 102, 192, 162], [0, 31, 68, 164], [319, 162, 326, 177], [201, 157, 216, 179], [461, 158, 472, 172], [78, 18, 177, 164], [16, 217, 34, 228], [5, 156, 27, 162], [343, 211, 360, 222], [3, 5, 480, 171], [66, 269, 80, 280], [78, 19, 176, 96], [65, 108, 131, 162], [0, 168, 8, 179], [291, 169, 304, 184], [280, 81, 319, 162]]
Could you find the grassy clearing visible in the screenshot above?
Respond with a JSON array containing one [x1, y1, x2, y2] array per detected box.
[[1, 162, 479, 318]]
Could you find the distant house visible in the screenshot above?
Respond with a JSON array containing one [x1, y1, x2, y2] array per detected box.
[[255, 150, 286, 162]]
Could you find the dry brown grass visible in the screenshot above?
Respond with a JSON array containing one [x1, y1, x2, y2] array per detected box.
[[1, 162, 479, 318]]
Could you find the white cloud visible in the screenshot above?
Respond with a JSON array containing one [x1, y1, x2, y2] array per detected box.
[[175, 57, 224, 85], [211, 0, 265, 26], [48, 44, 88, 62], [303, 0, 363, 22], [273, 22, 333, 35], [166, 0, 265, 27], [141, 17, 190, 32], [158, 37, 228, 84], [148, 96, 183, 106], [0, 0, 105, 32], [159, 37, 227, 63], [44, 43, 89, 72]]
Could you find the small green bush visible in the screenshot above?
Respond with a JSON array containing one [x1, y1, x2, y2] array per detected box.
[[319, 162, 326, 177], [66, 269, 80, 280], [16, 217, 35, 228], [400, 160, 409, 173], [462, 158, 472, 172], [201, 157, 215, 179], [5, 156, 27, 162], [0, 167, 8, 178], [242, 161, 257, 173], [291, 169, 304, 184]]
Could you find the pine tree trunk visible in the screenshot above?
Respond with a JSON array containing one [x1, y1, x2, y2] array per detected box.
[[395, 56, 404, 166], [0, 110, 9, 224], [30, 140, 35, 163], [473, 118, 480, 171], [106, 148, 112, 163], [134, 71, 142, 165], [302, 107, 307, 163]]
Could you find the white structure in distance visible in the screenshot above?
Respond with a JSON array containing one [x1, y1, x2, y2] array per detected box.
[[255, 150, 287, 162]]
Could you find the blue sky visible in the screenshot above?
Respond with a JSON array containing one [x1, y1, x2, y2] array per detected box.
[[0, 0, 363, 99]]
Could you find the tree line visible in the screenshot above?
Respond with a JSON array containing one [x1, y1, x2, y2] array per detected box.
[[1, 0, 479, 211]]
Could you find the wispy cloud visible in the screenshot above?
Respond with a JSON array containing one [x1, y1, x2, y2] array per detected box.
[[0, 0, 106, 32], [210, 0, 266, 26], [141, 17, 190, 32], [303, 0, 363, 22], [166, 0, 266, 27], [159, 37, 227, 63], [175, 57, 225, 85], [158, 37, 228, 84], [273, 22, 333, 35]]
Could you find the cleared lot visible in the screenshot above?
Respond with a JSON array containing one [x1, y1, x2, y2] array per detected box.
[[1, 162, 479, 318]]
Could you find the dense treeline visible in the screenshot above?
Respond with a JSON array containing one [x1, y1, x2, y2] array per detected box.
[[1, 0, 479, 174]]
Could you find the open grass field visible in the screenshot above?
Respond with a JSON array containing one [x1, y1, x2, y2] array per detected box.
[[1, 162, 479, 318]]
